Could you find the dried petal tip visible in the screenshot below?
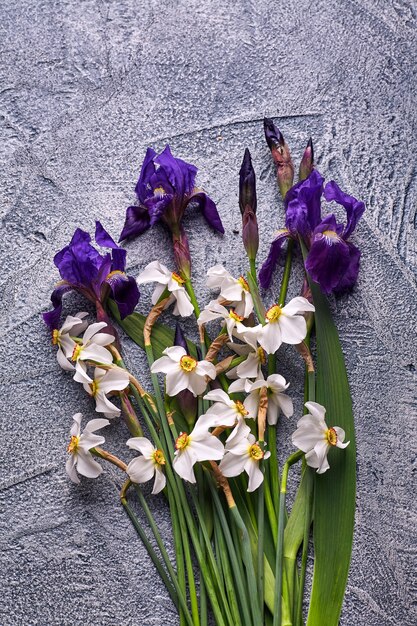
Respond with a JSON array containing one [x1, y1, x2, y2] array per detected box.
[[263, 118, 285, 150], [299, 137, 314, 181]]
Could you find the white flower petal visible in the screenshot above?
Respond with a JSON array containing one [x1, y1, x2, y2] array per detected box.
[[245, 460, 264, 492], [80, 344, 113, 365], [173, 449, 197, 483], [195, 360, 217, 380], [151, 355, 180, 375], [152, 467, 166, 494], [98, 369, 129, 393], [66, 456, 80, 484], [94, 392, 120, 417], [191, 435, 224, 462], [259, 322, 282, 354], [236, 353, 260, 379], [279, 314, 307, 345], [219, 451, 247, 477], [165, 370, 188, 396], [127, 456, 155, 484], [137, 261, 170, 284], [126, 437, 155, 457], [82, 322, 108, 344], [57, 347, 75, 371], [304, 401, 327, 423], [75, 452, 104, 479], [89, 332, 115, 347], [281, 296, 315, 316], [274, 394, 294, 419], [84, 418, 110, 434]]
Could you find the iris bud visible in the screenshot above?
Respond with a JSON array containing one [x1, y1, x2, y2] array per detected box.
[[299, 137, 314, 181], [263, 117, 294, 199], [239, 149, 259, 261]]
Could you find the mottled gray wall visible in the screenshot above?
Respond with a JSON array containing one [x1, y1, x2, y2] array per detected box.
[[1, 1, 416, 625]]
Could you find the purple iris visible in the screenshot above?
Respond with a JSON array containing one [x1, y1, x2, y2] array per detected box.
[[119, 145, 224, 241], [43, 221, 140, 331], [305, 181, 365, 294], [259, 172, 365, 294], [259, 170, 324, 289]]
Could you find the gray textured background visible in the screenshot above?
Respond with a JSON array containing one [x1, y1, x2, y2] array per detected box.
[[1, 1, 416, 624]]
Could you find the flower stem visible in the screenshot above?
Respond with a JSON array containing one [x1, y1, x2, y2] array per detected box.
[[273, 450, 303, 626], [278, 239, 294, 307]]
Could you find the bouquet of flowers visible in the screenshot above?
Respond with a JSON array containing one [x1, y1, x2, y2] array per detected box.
[[43, 119, 364, 626]]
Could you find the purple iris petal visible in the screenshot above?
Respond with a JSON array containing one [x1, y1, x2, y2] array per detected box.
[[187, 192, 224, 234], [54, 228, 102, 288], [135, 147, 157, 203], [95, 221, 118, 249], [119, 205, 151, 241], [285, 170, 324, 237], [259, 230, 291, 289], [145, 192, 174, 227], [106, 272, 140, 319], [324, 181, 365, 239], [305, 233, 351, 294], [42, 282, 74, 330], [334, 243, 361, 293], [155, 145, 197, 199]]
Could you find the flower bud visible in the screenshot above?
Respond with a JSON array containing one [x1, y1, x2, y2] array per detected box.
[[299, 137, 314, 181], [263, 118, 294, 199], [239, 149, 259, 261], [174, 322, 188, 351], [172, 226, 191, 279]]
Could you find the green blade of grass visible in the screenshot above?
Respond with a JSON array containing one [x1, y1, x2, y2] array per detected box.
[[305, 274, 357, 625]]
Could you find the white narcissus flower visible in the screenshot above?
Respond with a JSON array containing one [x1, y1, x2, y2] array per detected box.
[[197, 300, 249, 340], [126, 437, 166, 494], [258, 296, 315, 354], [200, 389, 256, 430], [64, 322, 115, 384], [65, 413, 109, 484], [151, 346, 216, 397], [206, 265, 254, 318], [137, 260, 194, 317], [83, 367, 130, 417], [219, 421, 270, 492], [229, 374, 293, 425], [52, 312, 89, 371], [173, 417, 224, 483], [227, 336, 266, 380], [291, 401, 349, 474]]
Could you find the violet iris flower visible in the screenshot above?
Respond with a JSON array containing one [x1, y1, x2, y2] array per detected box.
[[259, 173, 365, 294], [119, 145, 224, 241], [43, 222, 140, 332], [305, 181, 365, 294]]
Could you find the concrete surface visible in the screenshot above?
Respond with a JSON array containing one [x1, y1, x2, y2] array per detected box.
[[1, 1, 416, 624]]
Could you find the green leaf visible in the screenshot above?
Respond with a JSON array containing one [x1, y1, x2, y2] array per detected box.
[[306, 280, 356, 625], [108, 301, 198, 359]]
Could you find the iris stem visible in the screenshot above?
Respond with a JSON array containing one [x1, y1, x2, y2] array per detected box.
[[273, 450, 303, 626]]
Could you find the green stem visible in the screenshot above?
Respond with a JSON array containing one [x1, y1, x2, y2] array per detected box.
[[264, 477, 278, 544], [121, 496, 194, 626], [278, 239, 294, 307], [213, 510, 243, 626], [257, 464, 265, 622], [273, 450, 304, 626], [296, 468, 314, 626], [267, 424, 280, 517], [246, 271, 266, 324]]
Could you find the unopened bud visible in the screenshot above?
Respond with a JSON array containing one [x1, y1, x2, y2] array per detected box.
[[174, 322, 188, 351], [299, 137, 314, 181], [263, 118, 294, 199], [239, 149, 259, 261]]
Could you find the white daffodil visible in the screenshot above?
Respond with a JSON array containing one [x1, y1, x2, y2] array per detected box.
[[126, 437, 166, 494], [206, 265, 254, 318], [52, 312, 89, 372], [64, 322, 115, 384], [137, 260, 194, 317], [173, 417, 224, 483], [258, 296, 315, 354], [219, 421, 270, 492], [227, 332, 266, 380], [151, 346, 216, 397], [65, 413, 109, 484], [229, 374, 293, 425], [197, 300, 249, 340], [291, 401, 349, 474], [83, 367, 129, 417], [200, 389, 256, 429]]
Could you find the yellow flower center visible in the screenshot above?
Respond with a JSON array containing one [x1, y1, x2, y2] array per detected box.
[[71, 344, 83, 362], [266, 304, 282, 323], [238, 276, 249, 291], [67, 435, 80, 454], [257, 346, 267, 365], [152, 449, 166, 466], [154, 186, 166, 197], [90, 380, 99, 397], [326, 427, 338, 446], [172, 272, 185, 285], [180, 355, 198, 372], [106, 270, 126, 283], [322, 230, 339, 241], [235, 401, 248, 416], [229, 309, 244, 322], [175, 432, 191, 451], [248, 443, 264, 461], [52, 329, 59, 345]]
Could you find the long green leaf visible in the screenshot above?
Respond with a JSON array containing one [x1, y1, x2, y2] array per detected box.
[[108, 301, 198, 358], [306, 279, 356, 625]]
